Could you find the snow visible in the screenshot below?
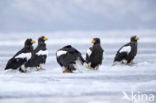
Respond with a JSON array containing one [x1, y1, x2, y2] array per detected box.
[[0, 30, 156, 103]]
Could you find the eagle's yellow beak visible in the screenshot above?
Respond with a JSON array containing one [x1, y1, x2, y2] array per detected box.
[[135, 37, 139, 40], [44, 37, 48, 41], [91, 40, 95, 43], [31, 40, 36, 44]]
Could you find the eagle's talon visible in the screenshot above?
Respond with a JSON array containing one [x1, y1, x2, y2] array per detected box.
[[88, 66, 93, 69], [22, 70, 28, 73], [37, 67, 45, 71], [131, 61, 135, 64], [95, 66, 99, 70], [126, 63, 129, 66], [63, 69, 73, 73]]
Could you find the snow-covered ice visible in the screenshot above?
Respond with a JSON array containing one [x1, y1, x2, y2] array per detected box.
[[0, 30, 156, 103]]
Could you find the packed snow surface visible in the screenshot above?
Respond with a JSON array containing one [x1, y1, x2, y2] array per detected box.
[[0, 30, 156, 103]]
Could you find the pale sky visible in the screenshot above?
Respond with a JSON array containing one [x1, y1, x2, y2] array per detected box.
[[0, 0, 156, 32]]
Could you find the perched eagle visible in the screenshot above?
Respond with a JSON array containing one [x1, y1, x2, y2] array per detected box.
[[25, 36, 48, 71], [56, 45, 85, 73], [113, 36, 139, 65], [86, 38, 104, 70], [5, 39, 36, 73]]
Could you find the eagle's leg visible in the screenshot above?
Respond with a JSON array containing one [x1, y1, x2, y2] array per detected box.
[[37, 66, 45, 71], [63, 69, 73, 73], [95, 66, 99, 70], [19, 68, 27, 73], [130, 60, 135, 64], [88, 66, 93, 69]]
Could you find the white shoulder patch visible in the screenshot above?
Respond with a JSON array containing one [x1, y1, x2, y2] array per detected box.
[[56, 50, 67, 57], [15, 53, 31, 60], [36, 50, 48, 56], [87, 49, 92, 56], [119, 46, 131, 53]]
